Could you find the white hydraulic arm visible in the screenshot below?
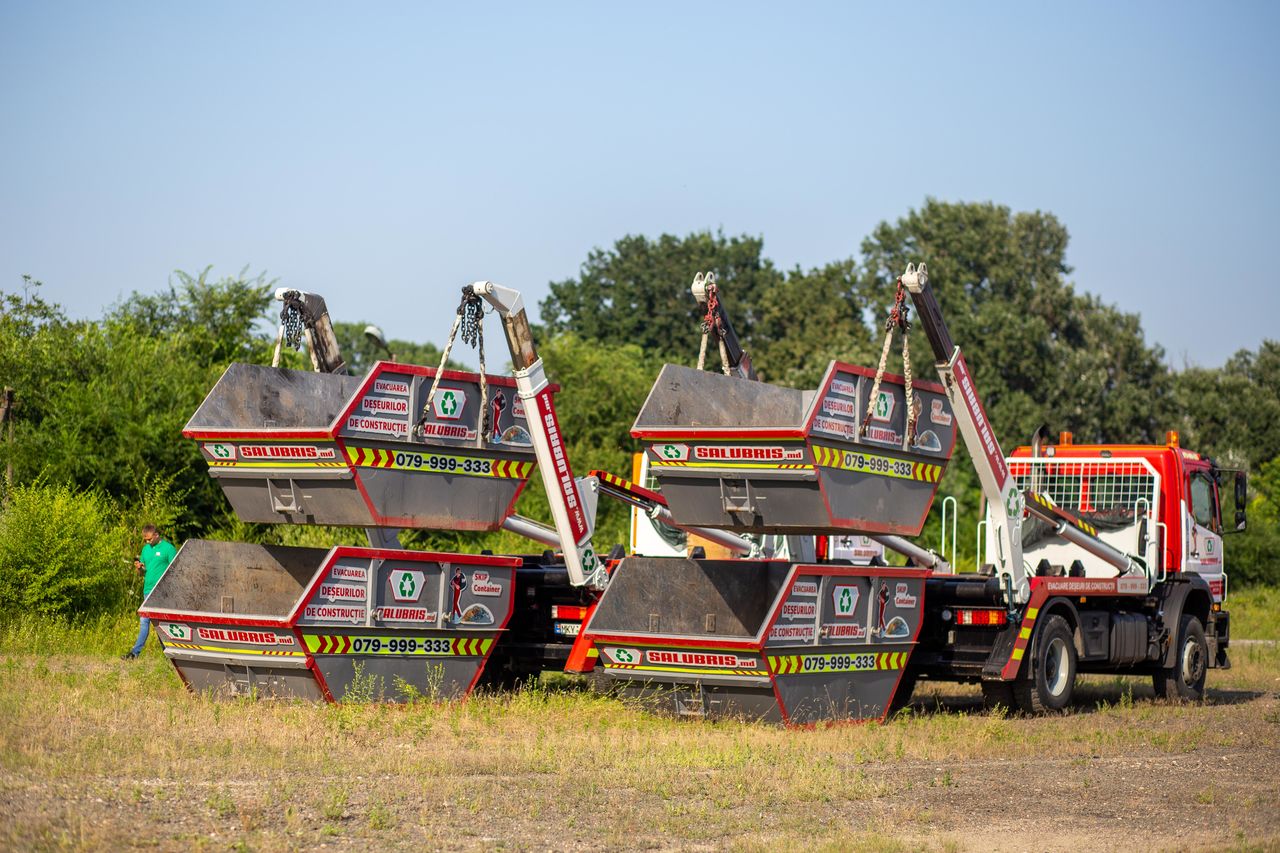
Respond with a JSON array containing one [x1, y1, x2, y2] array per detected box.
[[467, 281, 606, 589], [471, 280, 765, 585], [899, 264, 1029, 604]]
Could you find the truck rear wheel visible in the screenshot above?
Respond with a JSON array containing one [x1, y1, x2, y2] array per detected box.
[[1014, 614, 1076, 714], [1153, 614, 1207, 701]]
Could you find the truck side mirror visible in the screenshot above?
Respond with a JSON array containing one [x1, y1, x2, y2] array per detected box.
[[1234, 471, 1248, 532]]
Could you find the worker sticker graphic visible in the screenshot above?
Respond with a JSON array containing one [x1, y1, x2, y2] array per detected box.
[[449, 566, 468, 624], [490, 391, 506, 441], [876, 580, 912, 639]]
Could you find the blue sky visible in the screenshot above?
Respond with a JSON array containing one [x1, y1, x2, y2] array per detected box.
[[2, 2, 1276, 369]]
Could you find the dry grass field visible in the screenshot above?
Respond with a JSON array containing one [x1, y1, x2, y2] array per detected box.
[[1, 589, 1278, 852]]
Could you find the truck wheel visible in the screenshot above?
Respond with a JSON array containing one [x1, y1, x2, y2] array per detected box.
[[1014, 614, 1076, 714], [1153, 614, 1207, 702]]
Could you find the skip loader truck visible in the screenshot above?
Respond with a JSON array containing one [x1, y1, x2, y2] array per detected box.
[[580, 263, 1238, 722], [143, 265, 1238, 724]]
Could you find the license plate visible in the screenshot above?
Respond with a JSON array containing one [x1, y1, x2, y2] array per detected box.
[[554, 622, 581, 637]]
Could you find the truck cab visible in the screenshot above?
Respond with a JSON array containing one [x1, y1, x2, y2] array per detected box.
[[1001, 431, 1229, 604]]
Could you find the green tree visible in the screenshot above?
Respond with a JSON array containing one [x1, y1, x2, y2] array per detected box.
[[751, 260, 878, 388], [1173, 341, 1280, 470], [112, 267, 275, 368], [329, 321, 456, 375], [858, 200, 1174, 564], [540, 231, 784, 363], [0, 271, 276, 536]]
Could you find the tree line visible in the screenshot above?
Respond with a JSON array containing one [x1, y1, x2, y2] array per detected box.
[[1, 200, 1276, 617]]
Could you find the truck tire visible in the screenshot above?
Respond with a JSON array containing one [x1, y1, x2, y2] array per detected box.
[[1014, 614, 1076, 714], [1153, 614, 1207, 701]]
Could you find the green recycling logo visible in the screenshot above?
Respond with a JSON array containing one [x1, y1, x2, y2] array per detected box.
[[833, 584, 859, 617], [206, 443, 234, 459], [657, 443, 689, 461], [870, 391, 895, 423], [391, 569, 425, 602], [432, 388, 467, 420], [612, 648, 637, 664], [1005, 489, 1022, 519]]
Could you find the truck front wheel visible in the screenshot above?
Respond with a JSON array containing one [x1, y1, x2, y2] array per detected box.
[[1153, 614, 1207, 701], [1014, 614, 1077, 714]]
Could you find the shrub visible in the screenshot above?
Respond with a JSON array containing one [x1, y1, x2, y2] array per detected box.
[[0, 482, 132, 617], [1224, 527, 1280, 588]]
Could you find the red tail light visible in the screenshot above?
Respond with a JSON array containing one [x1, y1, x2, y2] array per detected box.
[[551, 605, 589, 620], [954, 608, 1007, 626]]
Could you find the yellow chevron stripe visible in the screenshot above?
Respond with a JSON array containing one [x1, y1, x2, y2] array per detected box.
[[812, 446, 941, 483]]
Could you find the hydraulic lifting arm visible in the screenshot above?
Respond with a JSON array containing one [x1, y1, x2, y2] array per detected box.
[[899, 264, 1029, 603], [469, 280, 758, 586], [900, 263, 1149, 602], [691, 272, 756, 380], [468, 281, 605, 589]]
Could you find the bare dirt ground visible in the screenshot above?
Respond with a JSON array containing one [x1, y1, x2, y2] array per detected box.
[[1, 645, 1277, 852]]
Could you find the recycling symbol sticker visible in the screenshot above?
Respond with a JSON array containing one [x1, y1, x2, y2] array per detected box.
[[163, 623, 191, 641], [391, 570, 425, 602], [206, 443, 235, 460], [432, 389, 467, 421], [611, 647, 639, 664], [833, 584, 860, 618], [870, 391, 896, 423], [1005, 488, 1022, 519], [657, 443, 689, 461]]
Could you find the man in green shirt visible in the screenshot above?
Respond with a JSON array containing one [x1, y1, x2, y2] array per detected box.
[[122, 524, 177, 660]]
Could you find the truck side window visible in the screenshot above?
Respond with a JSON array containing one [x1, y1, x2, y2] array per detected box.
[[1189, 474, 1216, 530]]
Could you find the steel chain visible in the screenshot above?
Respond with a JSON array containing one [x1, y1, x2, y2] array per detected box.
[[862, 279, 916, 444], [694, 272, 731, 375], [419, 286, 489, 439]]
